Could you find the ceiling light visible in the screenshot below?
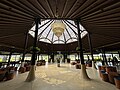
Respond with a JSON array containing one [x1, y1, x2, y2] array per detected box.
[[51, 20, 66, 37]]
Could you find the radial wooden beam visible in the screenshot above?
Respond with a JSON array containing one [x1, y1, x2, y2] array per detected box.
[[0, 14, 33, 22], [65, 0, 85, 17], [17, 0, 41, 16], [37, 0, 51, 17], [82, 17, 120, 23], [27, 0, 48, 18], [82, 8, 120, 21], [0, 0, 35, 17], [72, 0, 105, 18], [0, 3, 34, 19], [91, 33, 120, 39], [23, 0, 46, 18], [0, 33, 24, 39], [70, 0, 97, 18], [45, 0, 55, 17], [61, 0, 68, 17], [81, 1, 120, 19]]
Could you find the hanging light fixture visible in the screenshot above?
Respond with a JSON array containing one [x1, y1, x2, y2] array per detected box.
[[51, 0, 66, 37], [51, 20, 66, 37]]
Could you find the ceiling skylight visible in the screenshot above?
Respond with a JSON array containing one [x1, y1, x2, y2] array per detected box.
[[29, 20, 87, 44]]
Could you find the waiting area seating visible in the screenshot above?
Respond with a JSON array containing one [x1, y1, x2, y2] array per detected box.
[[71, 60, 81, 69], [114, 76, 120, 89], [98, 65, 120, 89], [0, 60, 46, 82], [36, 60, 46, 66], [86, 60, 92, 67], [0, 66, 16, 81]]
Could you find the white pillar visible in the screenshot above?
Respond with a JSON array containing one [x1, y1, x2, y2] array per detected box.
[[25, 65, 35, 82]]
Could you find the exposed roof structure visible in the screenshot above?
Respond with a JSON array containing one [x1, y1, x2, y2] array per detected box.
[[0, 0, 120, 52]]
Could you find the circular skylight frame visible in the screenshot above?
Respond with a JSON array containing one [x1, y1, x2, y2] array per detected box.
[[29, 19, 87, 44]]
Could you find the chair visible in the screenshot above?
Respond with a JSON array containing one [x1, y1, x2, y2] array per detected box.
[[0, 71, 6, 81], [19, 67, 26, 73], [114, 76, 120, 89], [75, 64, 81, 69], [106, 66, 117, 73], [101, 72, 109, 82], [108, 72, 119, 84], [6, 71, 15, 80]]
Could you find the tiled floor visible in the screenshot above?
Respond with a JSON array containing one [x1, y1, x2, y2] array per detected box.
[[0, 63, 119, 90]]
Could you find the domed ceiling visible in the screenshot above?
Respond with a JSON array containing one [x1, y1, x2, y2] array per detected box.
[[0, 0, 119, 52], [29, 19, 87, 44]]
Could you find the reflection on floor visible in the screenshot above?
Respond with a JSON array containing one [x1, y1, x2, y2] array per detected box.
[[0, 63, 119, 90]]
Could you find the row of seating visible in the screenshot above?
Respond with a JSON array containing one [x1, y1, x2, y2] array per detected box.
[[36, 60, 46, 66], [71, 60, 92, 69], [19, 65, 31, 73], [0, 62, 32, 81], [0, 61, 46, 82], [0, 66, 17, 81], [98, 65, 120, 89]]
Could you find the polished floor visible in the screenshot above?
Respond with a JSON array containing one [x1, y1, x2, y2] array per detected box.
[[0, 63, 119, 90]]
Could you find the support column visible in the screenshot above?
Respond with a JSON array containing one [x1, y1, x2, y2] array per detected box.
[[103, 49, 108, 65], [75, 54, 76, 60], [118, 51, 120, 58], [7, 51, 12, 66], [101, 51, 105, 65], [87, 55, 89, 61], [48, 54, 49, 60], [77, 52, 80, 60], [76, 19, 90, 80], [15, 55, 17, 61], [64, 43, 67, 63], [111, 53, 114, 58], [87, 33, 97, 69], [62, 52, 65, 63], [63, 52, 65, 63], [48, 53, 51, 63], [38, 54, 39, 61], [65, 52, 67, 63], [51, 43, 54, 63], [51, 52, 54, 63], [26, 17, 40, 82], [21, 31, 28, 67]]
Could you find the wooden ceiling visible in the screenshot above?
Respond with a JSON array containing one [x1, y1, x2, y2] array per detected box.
[[0, 0, 120, 52]]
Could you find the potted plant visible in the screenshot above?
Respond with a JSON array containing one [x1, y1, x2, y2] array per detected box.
[[30, 46, 40, 53], [76, 47, 80, 51]]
